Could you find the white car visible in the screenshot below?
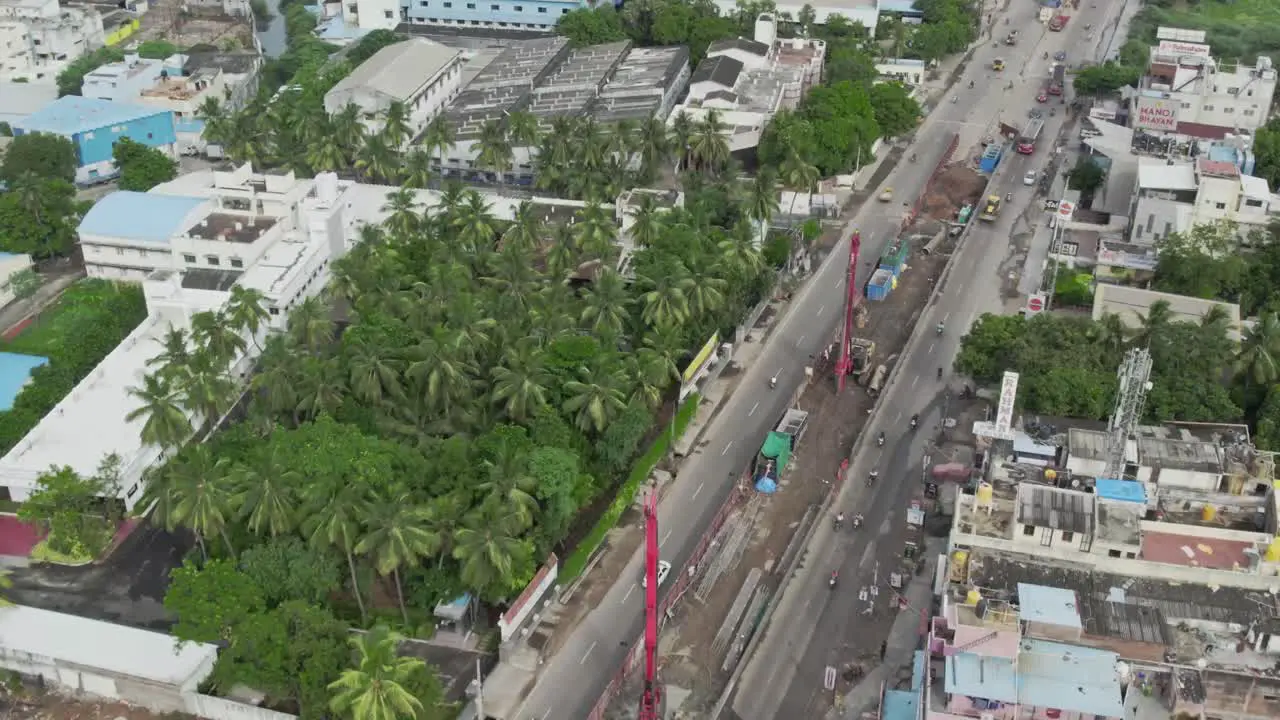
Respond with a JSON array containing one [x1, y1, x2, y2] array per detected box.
[[1023, 171, 1037, 186], [643, 560, 672, 588]]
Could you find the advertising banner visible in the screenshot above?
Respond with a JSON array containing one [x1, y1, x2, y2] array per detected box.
[[681, 332, 720, 385], [1134, 95, 1180, 132]]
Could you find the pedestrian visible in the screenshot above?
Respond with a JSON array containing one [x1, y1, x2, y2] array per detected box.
[[879, 640, 887, 660]]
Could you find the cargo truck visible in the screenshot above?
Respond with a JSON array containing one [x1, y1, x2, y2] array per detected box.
[[1048, 63, 1065, 95], [753, 408, 810, 493]]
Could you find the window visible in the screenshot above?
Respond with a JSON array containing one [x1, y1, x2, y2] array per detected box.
[[1245, 109, 1256, 116], [1022, 525, 1036, 536], [230, 257, 244, 268], [1061, 531, 1074, 543], [1125, 552, 1137, 559], [183, 253, 196, 263], [1108, 549, 1122, 558], [269, 307, 280, 316], [347, 2, 357, 11], [1215, 202, 1226, 210], [1223, 106, 1234, 113], [536, 5, 545, 10], [1204, 104, 1214, 111], [206, 255, 221, 266], [419, 1, 427, 5], [466, 2, 474, 7], [85, 131, 94, 139], [561, 7, 568, 11], [115, 247, 125, 256], [384, 9, 392, 16], [491, 3, 499, 8], [443, 2, 450, 6]]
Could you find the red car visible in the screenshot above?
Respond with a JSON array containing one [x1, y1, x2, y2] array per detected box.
[[1036, 92, 1048, 103]]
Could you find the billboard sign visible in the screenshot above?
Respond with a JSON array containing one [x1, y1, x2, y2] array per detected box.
[[1134, 95, 1180, 132], [499, 554, 558, 642], [993, 371, 1019, 440], [1157, 40, 1211, 58], [1056, 199, 1075, 223], [1156, 26, 1206, 43], [681, 332, 720, 385]]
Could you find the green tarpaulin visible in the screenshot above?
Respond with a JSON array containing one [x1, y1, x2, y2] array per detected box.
[[760, 431, 792, 474]]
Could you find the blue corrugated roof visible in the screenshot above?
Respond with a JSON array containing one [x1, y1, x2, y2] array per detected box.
[[79, 191, 207, 243], [0, 352, 48, 411], [881, 689, 919, 720], [945, 654, 1017, 703], [1019, 639, 1124, 717], [1095, 478, 1146, 504], [15, 96, 171, 137]]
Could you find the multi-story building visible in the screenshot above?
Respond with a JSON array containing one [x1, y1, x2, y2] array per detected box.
[[709, 0, 878, 35], [11, 94, 177, 183], [323, 38, 464, 143], [81, 52, 164, 102], [0, 0, 104, 83], [1134, 39, 1276, 135], [11, 95, 176, 184], [669, 14, 825, 153], [438, 37, 689, 181], [397, 0, 583, 33], [1128, 156, 1280, 247]]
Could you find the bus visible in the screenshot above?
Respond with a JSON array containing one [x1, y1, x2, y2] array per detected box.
[[1016, 118, 1044, 154]]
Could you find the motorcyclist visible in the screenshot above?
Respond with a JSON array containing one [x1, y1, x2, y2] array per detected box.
[[835, 511, 845, 529], [769, 375, 777, 389], [829, 570, 839, 587], [969, 80, 975, 89], [1006, 192, 1013, 202], [910, 414, 919, 429], [936, 321, 945, 334], [1043, 51, 1048, 59], [938, 367, 944, 380], [854, 513, 865, 528], [877, 431, 885, 446], [910, 152, 917, 162]]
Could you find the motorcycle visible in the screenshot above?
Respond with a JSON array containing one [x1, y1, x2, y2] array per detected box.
[[910, 414, 919, 430], [852, 514, 864, 529], [829, 571, 839, 588], [834, 512, 845, 530], [936, 322, 945, 335], [877, 431, 885, 447], [866, 470, 879, 487], [769, 375, 777, 389], [937, 367, 944, 380]]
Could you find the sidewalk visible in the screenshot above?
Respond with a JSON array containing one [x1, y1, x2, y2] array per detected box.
[[834, 541, 939, 720]]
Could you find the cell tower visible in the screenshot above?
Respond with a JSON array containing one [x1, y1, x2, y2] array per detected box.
[[1103, 348, 1153, 480]]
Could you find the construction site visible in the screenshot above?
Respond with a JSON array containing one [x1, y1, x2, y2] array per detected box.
[[594, 155, 988, 719]]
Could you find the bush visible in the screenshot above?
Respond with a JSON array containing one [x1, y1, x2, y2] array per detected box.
[[561, 394, 701, 580], [0, 280, 148, 454]]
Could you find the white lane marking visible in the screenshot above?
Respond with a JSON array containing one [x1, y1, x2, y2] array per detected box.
[[858, 543, 875, 569], [580, 641, 597, 665], [660, 529, 672, 547], [818, 304, 826, 316], [943, 311, 951, 322], [911, 375, 919, 388], [749, 401, 759, 416], [622, 583, 636, 604], [692, 482, 705, 500], [927, 341, 935, 355], [722, 441, 734, 456], [541, 708, 553, 720], [798, 334, 806, 346], [894, 411, 902, 423]]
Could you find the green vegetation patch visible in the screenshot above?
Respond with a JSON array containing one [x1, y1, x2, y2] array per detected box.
[[1129, 0, 1280, 59], [561, 393, 701, 581]]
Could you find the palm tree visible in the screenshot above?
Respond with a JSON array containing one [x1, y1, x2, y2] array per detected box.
[[252, 335, 300, 419], [307, 123, 349, 173], [669, 111, 695, 172], [405, 329, 477, 416], [421, 114, 456, 168], [174, 351, 236, 430], [637, 116, 671, 181], [402, 149, 433, 189], [225, 286, 270, 351], [1092, 312, 1129, 357], [332, 103, 368, 163], [688, 110, 730, 173], [562, 364, 628, 433], [303, 482, 371, 622], [126, 373, 192, 449], [455, 192, 499, 252], [231, 450, 298, 537], [580, 267, 630, 336], [196, 97, 232, 149], [355, 492, 440, 624], [147, 328, 192, 380], [1237, 312, 1280, 387], [161, 445, 237, 559], [720, 222, 766, 275], [452, 501, 531, 596], [574, 202, 617, 261], [356, 133, 398, 184], [328, 627, 429, 720], [780, 148, 820, 193], [745, 170, 779, 240], [382, 188, 422, 237], [1132, 300, 1175, 348], [637, 270, 694, 329], [490, 341, 551, 423], [289, 297, 335, 353], [475, 118, 513, 185], [381, 100, 412, 149], [478, 439, 539, 528], [293, 357, 347, 423], [625, 194, 664, 249], [190, 310, 248, 366], [506, 109, 541, 149], [502, 201, 544, 252]]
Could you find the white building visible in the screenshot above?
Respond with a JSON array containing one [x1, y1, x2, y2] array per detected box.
[[1136, 42, 1276, 134], [709, 0, 878, 35], [1129, 156, 1280, 246], [81, 53, 164, 103], [0, 0, 104, 83], [0, 252, 33, 308], [669, 15, 825, 152], [323, 38, 464, 143], [0, 605, 218, 714], [338, 0, 398, 32], [875, 57, 926, 86], [0, 164, 598, 509]]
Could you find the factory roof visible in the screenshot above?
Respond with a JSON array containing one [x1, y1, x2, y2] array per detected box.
[[707, 37, 770, 58], [444, 36, 571, 140], [14, 95, 170, 136], [78, 191, 208, 243], [528, 41, 630, 122], [592, 45, 689, 123], [1094, 284, 1241, 338], [1135, 434, 1222, 473], [0, 81, 56, 124], [1017, 485, 1094, 535], [328, 38, 460, 103], [690, 55, 744, 89]]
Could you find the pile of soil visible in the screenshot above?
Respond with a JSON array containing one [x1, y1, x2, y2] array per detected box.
[[919, 164, 988, 220]]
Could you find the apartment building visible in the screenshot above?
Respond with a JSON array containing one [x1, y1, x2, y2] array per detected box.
[[1135, 40, 1276, 134], [670, 15, 824, 153], [397, 0, 584, 32], [0, 0, 104, 83], [81, 52, 164, 102], [323, 38, 464, 143]]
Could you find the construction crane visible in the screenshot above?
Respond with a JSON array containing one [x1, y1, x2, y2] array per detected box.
[[1102, 347, 1153, 480], [637, 492, 663, 720], [834, 231, 863, 393]]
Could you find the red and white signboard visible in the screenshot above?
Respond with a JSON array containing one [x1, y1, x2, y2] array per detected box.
[[500, 554, 558, 642], [1056, 199, 1075, 223], [1157, 40, 1211, 58], [1133, 95, 1180, 132], [1026, 293, 1046, 314]]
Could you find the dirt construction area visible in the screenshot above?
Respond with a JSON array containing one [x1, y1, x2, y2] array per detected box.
[[919, 164, 988, 220], [603, 162, 986, 718]]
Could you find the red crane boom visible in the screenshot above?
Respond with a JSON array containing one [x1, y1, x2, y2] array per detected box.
[[834, 231, 863, 392], [637, 492, 663, 720]]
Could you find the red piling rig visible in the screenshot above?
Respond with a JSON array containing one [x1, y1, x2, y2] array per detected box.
[[637, 492, 663, 720], [833, 231, 863, 393]]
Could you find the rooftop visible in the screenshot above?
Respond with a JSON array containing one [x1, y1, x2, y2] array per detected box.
[[963, 549, 1280, 625], [183, 50, 261, 75], [182, 211, 277, 244], [1017, 484, 1095, 535], [1092, 285, 1242, 341], [1137, 158, 1197, 191], [1017, 639, 1125, 718], [0, 353, 47, 411], [444, 36, 570, 141], [880, 689, 919, 720], [328, 38, 461, 103], [528, 41, 630, 122], [955, 481, 1018, 539], [1094, 478, 1147, 504], [1240, 174, 1270, 199], [0, 605, 217, 687], [180, 268, 242, 292], [1135, 434, 1222, 473], [1140, 530, 1255, 570], [592, 45, 689, 123], [707, 37, 770, 58], [1095, 497, 1143, 546], [15, 95, 171, 136], [690, 55, 744, 90], [1077, 596, 1173, 645], [0, 81, 57, 122], [78, 191, 209, 243], [944, 653, 1017, 703], [1198, 157, 1239, 179], [1017, 582, 1083, 629]]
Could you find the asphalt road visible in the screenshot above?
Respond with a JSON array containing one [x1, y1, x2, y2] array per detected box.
[[732, 5, 1131, 720], [509, 65, 962, 720]]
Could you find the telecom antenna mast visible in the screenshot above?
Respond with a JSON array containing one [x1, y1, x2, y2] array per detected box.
[[834, 232, 863, 393], [637, 492, 663, 720], [1103, 347, 1153, 480]]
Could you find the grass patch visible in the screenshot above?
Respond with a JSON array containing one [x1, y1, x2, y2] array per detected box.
[[1129, 0, 1280, 59], [560, 393, 702, 581]]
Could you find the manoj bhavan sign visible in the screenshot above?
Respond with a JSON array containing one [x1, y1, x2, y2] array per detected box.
[[1134, 95, 1180, 132]]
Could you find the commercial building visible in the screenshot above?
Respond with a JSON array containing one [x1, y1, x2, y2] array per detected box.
[[1091, 285, 1242, 341], [669, 15, 825, 153], [876, 57, 926, 86], [708, 0, 878, 35], [0, 163, 600, 509], [11, 95, 176, 184], [81, 52, 164, 102], [437, 37, 689, 181], [0, 0, 105, 83], [398, 0, 585, 33], [1134, 34, 1276, 135], [323, 38, 465, 142]]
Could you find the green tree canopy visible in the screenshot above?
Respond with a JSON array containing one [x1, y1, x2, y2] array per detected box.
[[113, 137, 179, 191], [867, 82, 921, 138], [1, 132, 78, 184]]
